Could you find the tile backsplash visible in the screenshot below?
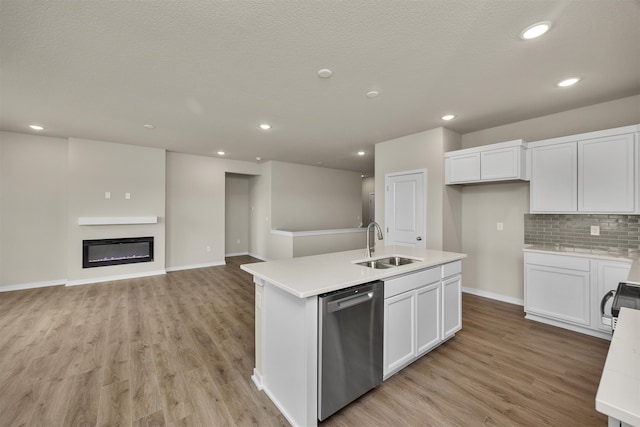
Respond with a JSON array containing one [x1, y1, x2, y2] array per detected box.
[[524, 214, 640, 255]]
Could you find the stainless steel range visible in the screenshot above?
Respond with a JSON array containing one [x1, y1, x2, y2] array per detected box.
[[600, 282, 640, 331]]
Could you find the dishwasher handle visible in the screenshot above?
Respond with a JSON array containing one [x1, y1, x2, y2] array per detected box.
[[327, 292, 373, 313]]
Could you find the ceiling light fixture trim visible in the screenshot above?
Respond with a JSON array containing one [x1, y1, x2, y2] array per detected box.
[[29, 124, 45, 130], [557, 77, 581, 87], [259, 123, 271, 130], [441, 114, 456, 121], [520, 21, 552, 40]]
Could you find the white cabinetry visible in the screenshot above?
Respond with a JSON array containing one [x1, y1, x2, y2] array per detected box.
[[579, 134, 635, 212], [530, 142, 578, 213], [384, 291, 416, 374], [383, 261, 462, 378], [529, 125, 639, 214], [525, 253, 591, 326], [445, 140, 527, 184], [524, 251, 631, 339]]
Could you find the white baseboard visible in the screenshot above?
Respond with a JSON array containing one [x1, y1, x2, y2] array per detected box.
[[251, 369, 264, 391], [248, 252, 269, 261], [65, 270, 166, 286], [0, 279, 66, 293], [462, 287, 524, 306], [165, 261, 226, 272], [225, 252, 249, 257]]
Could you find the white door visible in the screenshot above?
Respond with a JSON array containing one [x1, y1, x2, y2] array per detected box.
[[385, 170, 426, 248]]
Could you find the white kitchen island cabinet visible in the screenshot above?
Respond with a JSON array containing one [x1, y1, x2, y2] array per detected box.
[[241, 247, 466, 427]]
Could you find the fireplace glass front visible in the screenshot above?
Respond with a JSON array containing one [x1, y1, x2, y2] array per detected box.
[[83, 236, 154, 268]]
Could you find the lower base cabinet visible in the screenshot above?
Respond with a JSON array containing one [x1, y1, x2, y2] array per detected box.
[[524, 251, 631, 338], [383, 261, 462, 379]]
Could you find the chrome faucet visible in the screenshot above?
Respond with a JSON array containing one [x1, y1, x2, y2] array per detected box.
[[366, 221, 384, 258]]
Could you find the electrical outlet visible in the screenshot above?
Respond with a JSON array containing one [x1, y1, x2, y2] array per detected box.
[[206, 246, 211, 252], [125, 192, 131, 200], [105, 191, 111, 199], [497, 222, 504, 231], [590, 225, 600, 236]]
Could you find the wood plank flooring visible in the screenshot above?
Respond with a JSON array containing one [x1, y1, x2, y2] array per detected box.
[[0, 256, 610, 426]]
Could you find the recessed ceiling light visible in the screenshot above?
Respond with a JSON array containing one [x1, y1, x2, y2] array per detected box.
[[259, 123, 271, 130], [217, 151, 225, 156], [318, 68, 333, 78], [366, 90, 379, 98], [441, 114, 456, 121], [557, 77, 581, 87], [520, 21, 552, 40], [357, 151, 366, 156], [256, 157, 262, 161], [29, 125, 44, 130], [143, 124, 155, 129]]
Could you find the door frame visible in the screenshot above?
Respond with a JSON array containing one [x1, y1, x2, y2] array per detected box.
[[384, 169, 427, 248]]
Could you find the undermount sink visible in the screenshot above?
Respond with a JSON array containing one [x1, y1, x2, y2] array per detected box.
[[355, 256, 419, 269]]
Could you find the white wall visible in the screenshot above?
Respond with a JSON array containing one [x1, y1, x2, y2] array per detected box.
[[66, 138, 166, 284], [459, 95, 640, 303], [225, 174, 250, 256], [166, 152, 259, 270], [375, 127, 461, 251], [270, 161, 362, 231], [361, 176, 375, 226], [0, 132, 68, 289]]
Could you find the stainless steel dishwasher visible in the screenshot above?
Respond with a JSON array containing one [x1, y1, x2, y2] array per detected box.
[[318, 280, 383, 421]]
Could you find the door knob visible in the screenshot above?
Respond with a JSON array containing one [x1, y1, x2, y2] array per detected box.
[[416, 236, 422, 241]]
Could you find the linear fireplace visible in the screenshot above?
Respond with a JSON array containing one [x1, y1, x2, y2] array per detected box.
[[83, 236, 154, 268]]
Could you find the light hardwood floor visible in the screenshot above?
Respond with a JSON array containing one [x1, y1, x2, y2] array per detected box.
[[0, 256, 610, 426]]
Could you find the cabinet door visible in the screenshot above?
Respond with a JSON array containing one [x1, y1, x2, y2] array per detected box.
[[442, 275, 462, 339], [530, 142, 578, 213], [446, 153, 480, 183], [416, 282, 441, 355], [578, 133, 635, 213], [480, 146, 519, 180], [525, 264, 591, 326], [595, 260, 631, 331], [383, 291, 416, 377]]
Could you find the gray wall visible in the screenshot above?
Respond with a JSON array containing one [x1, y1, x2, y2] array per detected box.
[[375, 127, 462, 251], [459, 94, 640, 303], [0, 132, 68, 288], [225, 173, 250, 256], [66, 138, 166, 283]]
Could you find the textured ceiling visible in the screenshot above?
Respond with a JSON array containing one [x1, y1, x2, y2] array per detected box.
[[1, 0, 639, 175]]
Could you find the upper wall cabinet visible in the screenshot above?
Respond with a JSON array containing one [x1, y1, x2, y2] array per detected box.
[[445, 140, 527, 185], [529, 125, 640, 214]]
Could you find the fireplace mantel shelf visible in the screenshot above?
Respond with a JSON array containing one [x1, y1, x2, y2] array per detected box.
[[78, 216, 158, 225]]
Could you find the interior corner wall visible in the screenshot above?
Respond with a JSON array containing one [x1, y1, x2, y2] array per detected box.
[[225, 173, 250, 256], [375, 127, 449, 251], [67, 138, 166, 283], [361, 177, 375, 226], [0, 131, 68, 289], [442, 128, 462, 253], [459, 95, 640, 303]]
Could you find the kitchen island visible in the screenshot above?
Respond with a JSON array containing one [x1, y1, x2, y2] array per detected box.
[[241, 246, 466, 427]]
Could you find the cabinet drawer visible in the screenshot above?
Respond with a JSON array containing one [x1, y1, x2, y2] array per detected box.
[[525, 252, 590, 271], [442, 261, 462, 278], [384, 267, 440, 299]]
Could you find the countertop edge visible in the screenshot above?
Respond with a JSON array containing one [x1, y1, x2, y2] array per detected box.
[[595, 308, 640, 426], [241, 249, 467, 299]]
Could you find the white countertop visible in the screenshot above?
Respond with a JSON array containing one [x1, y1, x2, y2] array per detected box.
[[523, 245, 640, 285], [241, 246, 466, 298], [596, 307, 640, 426]]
